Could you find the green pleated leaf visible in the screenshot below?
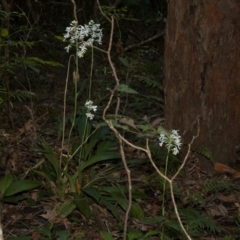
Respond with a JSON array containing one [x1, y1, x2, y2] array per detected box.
[[83, 187, 101, 202], [100, 231, 115, 240], [90, 126, 110, 140], [32, 170, 52, 189], [84, 138, 99, 158], [41, 139, 60, 178], [2, 195, 25, 203], [58, 200, 76, 217], [114, 197, 144, 219], [36, 226, 52, 238], [96, 140, 115, 152], [99, 198, 120, 220], [64, 172, 76, 193], [7, 237, 32, 240], [80, 151, 120, 171], [143, 230, 160, 238], [115, 196, 128, 210], [4, 180, 40, 197], [130, 202, 144, 219], [0, 173, 13, 196], [119, 57, 129, 67], [73, 193, 91, 219], [55, 230, 69, 240], [127, 228, 143, 240]]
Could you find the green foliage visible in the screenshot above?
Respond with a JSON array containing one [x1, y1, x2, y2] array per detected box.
[[0, 2, 190, 240], [0, 10, 7, 21], [127, 228, 160, 240], [133, 207, 221, 239], [35, 226, 69, 240], [105, 217, 164, 240], [116, 56, 164, 115], [1, 28, 8, 37], [1, 3, 223, 240], [0, 174, 40, 203], [73, 116, 121, 167], [137, 75, 162, 91], [232, 215, 240, 236], [180, 208, 222, 237], [100, 6, 130, 20], [9, 90, 36, 101], [98, 185, 145, 220], [204, 178, 240, 194], [25, 57, 63, 73], [0, 8, 62, 115], [101, 231, 115, 240], [193, 146, 214, 163], [7, 237, 32, 240], [118, 84, 138, 94], [33, 116, 145, 220], [0, 85, 36, 108], [220, 237, 236, 240]]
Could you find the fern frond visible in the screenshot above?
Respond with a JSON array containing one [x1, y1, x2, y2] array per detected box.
[[180, 208, 222, 236], [137, 75, 162, 90], [204, 178, 240, 194], [193, 146, 213, 163], [10, 90, 36, 102], [143, 94, 164, 103]]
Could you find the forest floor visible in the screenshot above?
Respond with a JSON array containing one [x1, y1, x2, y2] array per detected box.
[[2, 119, 240, 240], [1, 46, 240, 240]]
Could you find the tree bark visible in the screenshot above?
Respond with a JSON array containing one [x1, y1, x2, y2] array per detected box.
[[164, 1, 240, 167]]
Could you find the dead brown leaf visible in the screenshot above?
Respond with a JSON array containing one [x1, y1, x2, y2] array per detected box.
[[217, 204, 228, 216], [40, 207, 56, 222], [218, 194, 237, 203], [19, 119, 33, 134], [32, 231, 41, 240], [150, 117, 164, 127], [208, 206, 222, 217], [214, 162, 237, 175], [118, 117, 137, 130], [232, 171, 240, 179]]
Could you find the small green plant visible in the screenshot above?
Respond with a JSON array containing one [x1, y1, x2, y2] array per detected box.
[[0, 173, 40, 203], [31, 18, 146, 223], [34, 116, 145, 219], [101, 227, 160, 240], [193, 146, 213, 163], [117, 56, 164, 113], [204, 178, 240, 194], [36, 226, 70, 240], [20, 4, 200, 240], [0, 8, 63, 129], [180, 208, 222, 237]]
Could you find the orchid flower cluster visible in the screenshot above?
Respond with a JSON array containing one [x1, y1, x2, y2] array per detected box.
[[63, 20, 103, 58], [85, 100, 97, 120], [159, 130, 182, 155]]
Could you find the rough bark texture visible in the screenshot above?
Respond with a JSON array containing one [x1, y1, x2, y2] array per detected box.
[[164, 1, 240, 166]]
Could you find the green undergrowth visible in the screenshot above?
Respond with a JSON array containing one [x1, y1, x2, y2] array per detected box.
[[2, 2, 239, 240]]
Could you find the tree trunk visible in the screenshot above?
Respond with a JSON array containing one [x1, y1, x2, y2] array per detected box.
[[164, 1, 240, 167]]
